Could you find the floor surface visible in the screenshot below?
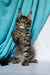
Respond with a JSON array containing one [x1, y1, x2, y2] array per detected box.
[[0, 62, 50, 75]]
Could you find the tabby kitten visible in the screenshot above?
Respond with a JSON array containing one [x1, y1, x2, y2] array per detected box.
[[12, 10, 38, 66]]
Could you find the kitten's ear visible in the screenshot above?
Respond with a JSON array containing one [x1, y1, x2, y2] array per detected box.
[[18, 10, 22, 18], [27, 12, 32, 20]]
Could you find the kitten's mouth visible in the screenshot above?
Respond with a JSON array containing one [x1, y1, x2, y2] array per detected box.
[[20, 26, 25, 29]]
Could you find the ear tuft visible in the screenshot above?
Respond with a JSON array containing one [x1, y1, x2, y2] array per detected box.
[[18, 10, 22, 18], [27, 12, 32, 20]]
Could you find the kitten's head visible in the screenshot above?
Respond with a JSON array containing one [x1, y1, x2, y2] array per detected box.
[[16, 10, 32, 31]]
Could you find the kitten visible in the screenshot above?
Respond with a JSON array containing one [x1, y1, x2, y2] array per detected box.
[[12, 10, 38, 66]]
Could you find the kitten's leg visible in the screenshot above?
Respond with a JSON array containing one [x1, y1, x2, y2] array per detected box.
[[21, 33, 32, 66], [29, 55, 38, 63], [11, 49, 21, 64], [29, 49, 38, 63], [11, 57, 20, 64], [22, 38, 31, 66], [29, 58, 38, 63], [22, 60, 29, 66], [22, 47, 30, 66], [22, 56, 29, 66]]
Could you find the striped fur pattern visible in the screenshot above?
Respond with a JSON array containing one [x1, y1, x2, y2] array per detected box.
[[12, 10, 38, 66]]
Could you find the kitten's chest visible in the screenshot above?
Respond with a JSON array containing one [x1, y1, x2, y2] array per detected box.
[[18, 32, 25, 44], [18, 31, 30, 44]]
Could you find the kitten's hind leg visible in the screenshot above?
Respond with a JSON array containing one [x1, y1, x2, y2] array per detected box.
[[11, 57, 20, 64], [29, 58, 38, 63]]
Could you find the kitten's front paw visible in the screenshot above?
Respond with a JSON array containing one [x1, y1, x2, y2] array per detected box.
[[22, 62, 29, 66]]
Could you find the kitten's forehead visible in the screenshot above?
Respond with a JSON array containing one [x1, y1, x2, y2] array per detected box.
[[16, 15, 31, 26], [19, 16, 31, 22], [20, 16, 27, 20]]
